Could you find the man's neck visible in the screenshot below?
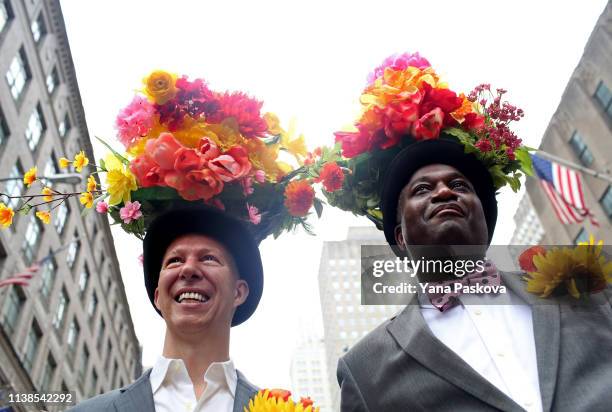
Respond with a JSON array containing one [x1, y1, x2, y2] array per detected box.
[[162, 326, 231, 400]]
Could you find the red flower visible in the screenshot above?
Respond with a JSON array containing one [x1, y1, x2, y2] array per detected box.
[[316, 162, 345, 192], [474, 138, 493, 153], [208, 146, 252, 182], [145, 132, 183, 170], [381, 102, 418, 144], [284, 180, 315, 217], [197, 137, 221, 161], [334, 130, 370, 158], [130, 154, 160, 187], [300, 397, 314, 407], [518, 246, 547, 272], [174, 148, 204, 173], [208, 92, 268, 138], [181, 169, 224, 201], [463, 112, 486, 131], [420, 84, 463, 115], [265, 389, 292, 402], [411, 108, 444, 140], [157, 76, 217, 130]]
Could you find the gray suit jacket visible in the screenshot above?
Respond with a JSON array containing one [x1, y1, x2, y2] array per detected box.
[[69, 368, 258, 412], [337, 271, 612, 411]]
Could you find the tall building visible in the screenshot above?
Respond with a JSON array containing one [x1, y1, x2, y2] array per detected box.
[[526, 3, 612, 245], [510, 193, 545, 245], [318, 227, 403, 411], [0, 0, 141, 410], [289, 336, 333, 412]]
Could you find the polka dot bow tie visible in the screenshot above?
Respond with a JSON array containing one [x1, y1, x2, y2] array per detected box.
[[426, 261, 502, 312]]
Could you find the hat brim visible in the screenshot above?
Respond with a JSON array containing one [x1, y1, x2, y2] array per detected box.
[[381, 137, 497, 248], [143, 206, 263, 327]]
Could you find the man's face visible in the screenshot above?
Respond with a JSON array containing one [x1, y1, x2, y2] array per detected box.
[[394, 164, 488, 250], [154, 234, 249, 334]]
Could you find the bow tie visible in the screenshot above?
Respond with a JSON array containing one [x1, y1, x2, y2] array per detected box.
[[425, 261, 502, 312]]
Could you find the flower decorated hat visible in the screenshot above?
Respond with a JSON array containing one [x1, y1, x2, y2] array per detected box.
[[2, 70, 332, 325], [323, 52, 534, 246]]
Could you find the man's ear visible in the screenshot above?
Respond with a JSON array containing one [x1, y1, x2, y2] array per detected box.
[[154, 288, 160, 311], [233, 280, 249, 308], [394, 224, 407, 251]]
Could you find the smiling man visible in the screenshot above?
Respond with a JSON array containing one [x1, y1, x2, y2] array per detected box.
[[71, 207, 261, 412]]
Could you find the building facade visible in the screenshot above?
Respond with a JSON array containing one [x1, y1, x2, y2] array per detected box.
[[290, 336, 333, 412], [526, 3, 612, 245], [318, 227, 403, 411], [510, 193, 545, 245], [0, 0, 141, 410]]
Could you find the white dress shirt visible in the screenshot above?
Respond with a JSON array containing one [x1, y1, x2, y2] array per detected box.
[[149, 356, 237, 412], [419, 288, 543, 412]]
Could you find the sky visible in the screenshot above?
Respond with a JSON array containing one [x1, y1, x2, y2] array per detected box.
[[59, 0, 607, 390]]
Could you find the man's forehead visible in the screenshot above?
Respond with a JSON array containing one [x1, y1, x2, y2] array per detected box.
[[164, 233, 228, 255], [407, 163, 467, 184]]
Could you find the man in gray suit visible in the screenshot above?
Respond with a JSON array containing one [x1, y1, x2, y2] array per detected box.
[[337, 138, 612, 411], [70, 207, 262, 411]]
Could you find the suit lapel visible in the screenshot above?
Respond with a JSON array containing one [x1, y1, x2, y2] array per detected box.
[[502, 271, 560, 412], [113, 370, 155, 412], [387, 295, 523, 412], [233, 370, 258, 412]]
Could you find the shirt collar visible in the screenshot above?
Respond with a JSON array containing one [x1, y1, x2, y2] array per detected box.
[[149, 355, 238, 396]]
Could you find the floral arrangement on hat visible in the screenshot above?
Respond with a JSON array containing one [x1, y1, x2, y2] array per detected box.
[[247, 389, 319, 412], [321, 51, 534, 225], [518, 236, 612, 299], [0, 71, 335, 241]]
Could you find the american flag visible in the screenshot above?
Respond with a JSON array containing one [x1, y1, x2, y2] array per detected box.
[[530, 153, 599, 226]]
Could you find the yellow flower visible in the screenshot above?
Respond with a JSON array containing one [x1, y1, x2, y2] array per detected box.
[[59, 157, 71, 169], [73, 151, 89, 172], [36, 210, 51, 224], [245, 139, 284, 181], [42, 187, 53, 202], [197, 119, 246, 151], [0, 203, 14, 228], [104, 154, 137, 206], [143, 70, 178, 105], [524, 242, 612, 299], [23, 167, 37, 187], [80, 192, 94, 208], [264, 112, 284, 136], [280, 118, 308, 163], [87, 175, 97, 192], [247, 390, 319, 412]]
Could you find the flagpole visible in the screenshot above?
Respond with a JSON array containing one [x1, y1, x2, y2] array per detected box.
[[535, 150, 612, 184]]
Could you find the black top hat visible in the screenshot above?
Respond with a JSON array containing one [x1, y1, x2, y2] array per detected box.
[[142, 206, 263, 326], [381, 136, 498, 247]]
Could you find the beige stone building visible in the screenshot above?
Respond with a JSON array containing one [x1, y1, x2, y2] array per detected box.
[[525, 3, 612, 245], [0, 0, 141, 410]]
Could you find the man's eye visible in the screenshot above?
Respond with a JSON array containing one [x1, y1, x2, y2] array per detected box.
[[164, 257, 181, 267], [201, 254, 220, 263], [450, 181, 470, 191], [413, 184, 430, 194]]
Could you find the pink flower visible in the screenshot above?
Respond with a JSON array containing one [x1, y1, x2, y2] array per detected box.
[[119, 201, 142, 224], [174, 148, 204, 173], [181, 168, 224, 201], [130, 154, 162, 187], [411, 108, 444, 140], [138, 254, 144, 266], [247, 203, 261, 225], [115, 96, 155, 148], [95, 201, 109, 214], [197, 137, 221, 161], [145, 132, 183, 170], [254, 170, 265, 183], [208, 146, 252, 182], [367, 52, 431, 84], [241, 176, 254, 195]]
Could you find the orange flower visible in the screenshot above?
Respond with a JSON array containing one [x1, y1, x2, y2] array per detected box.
[[284, 180, 314, 217], [265, 389, 291, 402], [36, 210, 51, 224], [450, 93, 475, 122], [315, 162, 345, 192], [42, 187, 53, 202], [519, 246, 547, 272], [0, 203, 14, 228], [143, 70, 177, 105], [23, 167, 37, 187]]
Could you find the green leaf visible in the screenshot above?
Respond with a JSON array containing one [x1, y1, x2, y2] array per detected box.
[[515, 147, 534, 176], [313, 197, 324, 218], [99, 158, 106, 171], [19, 204, 32, 215], [131, 187, 181, 202], [95, 136, 129, 166]]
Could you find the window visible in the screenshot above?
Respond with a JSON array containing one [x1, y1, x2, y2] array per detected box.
[[111, 360, 118, 388], [1, 286, 26, 335], [46, 66, 59, 95], [568, 131, 593, 166], [22, 214, 43, 265], [53, 287, 69, 330], [22, 319, 42, 372], [79, 344, 89, 380], [594, 81, 612, 119], [40, 352, 56, 391], [6, 48, 30, 101], [40, 255, 57, 298], [90, 368, 98, 396], [24, 104, 46, 151], [0, 106, 9, 145], [41, 154, 59, 187], [58, 113, 71, 137], [67, 318, 80, 351], [78, 264, 89, 295], [97, 318, 105, 349], [1, 0, 13, 34], [66, 233, 79, 269], [4, 160, 24, 209], [574, 228, 589, 245], [87, 292, 98, 319], [53, 201, 69, 234], [600, 185, 612, 219], [30, 13, 46, 43]]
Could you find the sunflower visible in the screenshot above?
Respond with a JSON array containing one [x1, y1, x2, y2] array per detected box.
[[247, 389, 319, 412]]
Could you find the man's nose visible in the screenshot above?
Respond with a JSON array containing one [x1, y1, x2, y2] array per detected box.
[[431, 183, 457, 201], [179, 258, 203, 281]]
